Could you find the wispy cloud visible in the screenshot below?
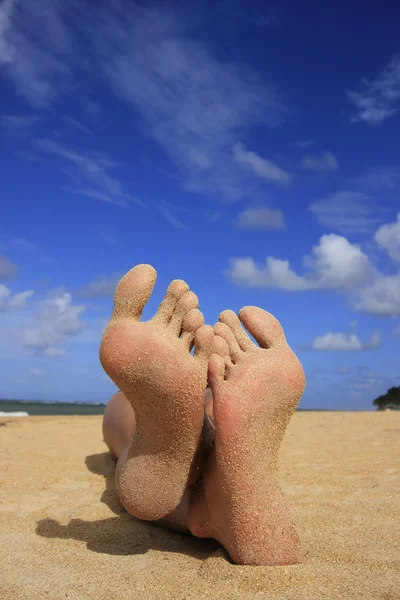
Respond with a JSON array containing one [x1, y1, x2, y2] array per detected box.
[[293, 140, 313, 149], [70, 188, 128, 208], [64, 116, 94, 136], [96, 231, 120, 247], [311, 330, 380, 351], [0, 284, 33, 311], [1, 2, 289, 203], [1, 114, 40, 130], [237, 207, 285, 230], [0, 236, 52, 264], [159, 201, 187, 230], [0, 254, 18, 280], [233, 143, 292, 186], [309, 191, 379, 234], [1, 114, 40, 144], [27, 367, 46, 377], [78, 274, 121, 298], [34, 139, 144, 207], [4, 237, 37, 252], [301, 151, 338, 172], [352, 165, 400, 195], [0, 0, 74, 107], [347, 55, 400, 125], [96, 5, 288, 200], [0, 0, 14, 64]]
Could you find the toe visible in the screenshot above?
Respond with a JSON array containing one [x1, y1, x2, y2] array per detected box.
[[219, 310, 254, 351], [194, 325, 215, 363], [112, 264, 157, 320], [169, 291, 199, 335], [213, 335, 232, 374], [213, 335, 230, 361], [153, 279, 189, 324], [208, 354, 225, 390], [180, 308, 204, 349], [239, 306, 286, 348], [213, 322, 242, 363]]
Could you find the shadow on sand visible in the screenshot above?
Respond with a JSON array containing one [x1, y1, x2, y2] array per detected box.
[[36, 451, 219, 559]]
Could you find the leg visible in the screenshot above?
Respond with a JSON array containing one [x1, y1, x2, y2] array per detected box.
[[102, 391, 136, 460], [187, 307, 305, 566], [103, 390, 200, 533], [100, 264, 217, 521]]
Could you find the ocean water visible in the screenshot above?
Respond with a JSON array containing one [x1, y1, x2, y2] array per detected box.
[[0, 400, 105, 416]]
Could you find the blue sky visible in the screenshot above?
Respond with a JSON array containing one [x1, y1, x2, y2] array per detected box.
[[0, 0, 399, 409]]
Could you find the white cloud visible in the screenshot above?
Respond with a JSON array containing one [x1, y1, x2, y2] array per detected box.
[[227, 233, 375, 290], [35, 139, 144, 208], [353, 273, 400, 316], [233, 143, 291, 185], [309, 191, 379, 234], [0, 284, 11, 309], [0, 284, 33, 311], [9, 290, 34, 308], [23, 291, 86, 355], [375, 213, 400, 261], [227, 257, 311, 290], [301, 151, 338, 172], [312, 331, 381, 351], [227, 218, 400, 317], [78, 274, 121, 298], [347, 55, 400, 125], [237, 207, 285, 230], [0, 254, 18, 279], [27, 368, 45, 377]]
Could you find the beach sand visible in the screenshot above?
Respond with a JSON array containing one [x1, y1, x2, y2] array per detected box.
[[0, 412, 399, 599]]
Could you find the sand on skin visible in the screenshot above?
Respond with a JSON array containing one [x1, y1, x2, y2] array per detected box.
[[0, 412, 399, 600]]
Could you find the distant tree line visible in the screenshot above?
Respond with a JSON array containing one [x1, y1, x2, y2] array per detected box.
[[373, 387, 400, 410]]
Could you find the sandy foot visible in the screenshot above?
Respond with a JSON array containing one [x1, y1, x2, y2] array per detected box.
[[188, 307, 306, 565], [100, 264, 216, 520]]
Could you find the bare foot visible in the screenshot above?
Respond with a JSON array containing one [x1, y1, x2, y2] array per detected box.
[[188, 307, 306, 565], [100, 264, 216, 520]]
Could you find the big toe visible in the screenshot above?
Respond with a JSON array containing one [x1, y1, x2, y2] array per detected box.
[[239, 306, 286, 348], [112, 264, 157, 320]]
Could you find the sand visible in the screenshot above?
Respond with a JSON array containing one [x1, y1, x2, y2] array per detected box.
[[0, 412, 399, 600]]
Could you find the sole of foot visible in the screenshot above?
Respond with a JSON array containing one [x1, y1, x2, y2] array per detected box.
[[188, 306, 305, 566], [100, 264, 216, 521]]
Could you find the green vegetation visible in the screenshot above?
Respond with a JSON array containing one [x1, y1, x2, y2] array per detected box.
[[373, 387, 400, 411]]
